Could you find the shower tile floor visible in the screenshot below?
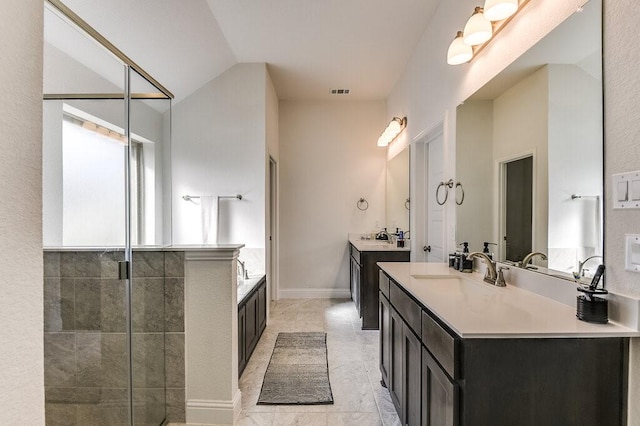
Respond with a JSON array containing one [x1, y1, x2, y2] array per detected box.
[[170, 298, 400, 426]]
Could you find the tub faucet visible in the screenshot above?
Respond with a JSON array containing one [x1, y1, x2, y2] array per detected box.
[[468, 252, 498, 285], [237, 260, 249, 280], [520, 252, 547, 268], [573, 255, 603, 280]]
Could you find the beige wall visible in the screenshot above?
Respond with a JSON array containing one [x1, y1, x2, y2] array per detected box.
[[492, 67, 549, 259], [0, 0, 45, 422], [456, 100, 493, 253], [278, 100, 387, 297]]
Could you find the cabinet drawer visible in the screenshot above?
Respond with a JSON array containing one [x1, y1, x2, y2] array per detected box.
[[350, 244, 361, 265], [390, 281, 421, 334], [379, 270, 390, 298], [421, 311, 456, 378]]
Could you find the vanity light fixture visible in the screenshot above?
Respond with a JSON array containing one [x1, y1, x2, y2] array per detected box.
[[447, 0, 531, 65], [463, 7, 493, 46], [447, 31, 473, 65], [377, 116, 407, 147]]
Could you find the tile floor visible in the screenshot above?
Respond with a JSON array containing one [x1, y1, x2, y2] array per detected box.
[[171, 298, 400, 426]]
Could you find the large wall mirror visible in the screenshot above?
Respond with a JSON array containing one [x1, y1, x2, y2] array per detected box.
[[456, 0, 602, 280], [386, 146, 410, 234]]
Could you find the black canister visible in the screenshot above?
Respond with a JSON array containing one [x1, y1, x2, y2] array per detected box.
[[576, 287, 608, 324]]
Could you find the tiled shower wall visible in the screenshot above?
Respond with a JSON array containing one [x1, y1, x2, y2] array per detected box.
[[43, 250, 185, 425]]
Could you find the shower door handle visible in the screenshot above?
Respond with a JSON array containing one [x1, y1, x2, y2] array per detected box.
[[118, 261, 130, 280]]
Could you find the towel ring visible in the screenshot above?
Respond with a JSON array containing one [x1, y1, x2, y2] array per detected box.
[[357, 198, 369, 211], [455, 182, 465, 206], [405, 198, 410, 210], [436, 179, 454, 206]]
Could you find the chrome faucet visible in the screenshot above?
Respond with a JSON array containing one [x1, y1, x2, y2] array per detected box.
[[237, 260, 249, 280], [520, 251, 547, 268], [468, 252, 498, 285], [573, 255, 603, 280]]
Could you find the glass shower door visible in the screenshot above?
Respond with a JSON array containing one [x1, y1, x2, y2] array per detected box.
[[43, 2, 172, 425], [128, 68, 172, 425]]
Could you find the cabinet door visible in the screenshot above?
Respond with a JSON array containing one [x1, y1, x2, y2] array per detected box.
[[403, 324, 421, 426], [389, 308, 404, 413], [245, 292, 259, 357], [238, 305, 246, 376], [350, 256, 361, 316], [380, 292, 391, 387], [422, 347, 456, 426], [258, 280, 267, 333]]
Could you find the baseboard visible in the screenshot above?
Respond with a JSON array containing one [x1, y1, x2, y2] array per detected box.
[[278, 288, 351, 299], [185, 390, 241, 425]]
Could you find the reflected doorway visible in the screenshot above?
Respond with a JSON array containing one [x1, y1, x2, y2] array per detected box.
[[502, 156, 533, 263]]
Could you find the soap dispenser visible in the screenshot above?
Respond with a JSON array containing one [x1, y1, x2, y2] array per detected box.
[[458, 242, 472, 272], [482, 242, 497, 260]]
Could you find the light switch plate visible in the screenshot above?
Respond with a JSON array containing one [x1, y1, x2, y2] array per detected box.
[[613, 171, 640, 209], [625, 234, 640, 273]]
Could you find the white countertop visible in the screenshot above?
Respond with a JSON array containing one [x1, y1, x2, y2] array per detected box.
[[237, 275, 266, 304], [348, 234, 410, 252], [378, 262, 640, 339]]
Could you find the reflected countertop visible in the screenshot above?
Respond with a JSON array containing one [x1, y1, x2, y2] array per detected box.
[[348, 234, 410, 252], [378, 262, 640, 339]]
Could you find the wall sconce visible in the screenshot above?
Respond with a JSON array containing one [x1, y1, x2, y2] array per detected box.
[[377, 116, 407, 147], [447, 0, 530, 65]]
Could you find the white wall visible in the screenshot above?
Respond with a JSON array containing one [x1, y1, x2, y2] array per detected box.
[[279, 100, 387, 297], [172, 63, 268, 273], [0, 0, 45, 422], [547, 64, 602, 272], [604, 3, 640, 423]]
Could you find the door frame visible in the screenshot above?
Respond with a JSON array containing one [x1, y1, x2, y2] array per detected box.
[[411, 121, 445, 262], [496, 150, 536, 262], [268, 156, 279, 302]]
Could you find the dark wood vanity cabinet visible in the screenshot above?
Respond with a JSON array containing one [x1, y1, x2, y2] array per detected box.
[[349, 243, 409, 329], [238, 276, 267, 377], [379, 270, 628, 426]]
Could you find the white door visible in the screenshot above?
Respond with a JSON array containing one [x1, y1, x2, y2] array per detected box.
[[412, 125, 445, 263], [426, 133, 445, 262]]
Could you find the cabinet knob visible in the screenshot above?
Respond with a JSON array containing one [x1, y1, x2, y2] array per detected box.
[[423, 245, 431, 252]]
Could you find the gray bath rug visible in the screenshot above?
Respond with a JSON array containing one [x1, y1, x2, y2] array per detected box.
[[257, 332, 334, 405]]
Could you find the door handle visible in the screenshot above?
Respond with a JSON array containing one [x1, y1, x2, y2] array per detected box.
[[423, 245, 431, 252]]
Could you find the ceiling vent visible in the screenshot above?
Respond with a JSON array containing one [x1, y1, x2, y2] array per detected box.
[[330, 89, 350, 95]]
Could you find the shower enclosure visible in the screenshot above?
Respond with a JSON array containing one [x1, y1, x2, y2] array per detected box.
[[43, 1, 175, 424]]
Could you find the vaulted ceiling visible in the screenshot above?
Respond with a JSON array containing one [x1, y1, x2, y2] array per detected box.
[[56, 0, 440, 103]]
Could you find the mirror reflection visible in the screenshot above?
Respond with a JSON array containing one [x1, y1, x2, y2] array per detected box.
[[386, 147, 410, 234], [456, 0, 602, 278]]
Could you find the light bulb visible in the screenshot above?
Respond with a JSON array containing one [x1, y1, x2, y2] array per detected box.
[[447, 32, 473, 65], [463, 7, 493, 46], [483, 0, 518, 21]]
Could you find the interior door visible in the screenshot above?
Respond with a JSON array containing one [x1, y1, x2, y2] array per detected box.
[[504, 156, 533, 262]]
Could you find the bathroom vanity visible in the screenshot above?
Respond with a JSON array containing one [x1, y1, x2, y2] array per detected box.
[[378, 262, 638, 426], [237, 275, 267, 376], [349, 235, 410, 329]]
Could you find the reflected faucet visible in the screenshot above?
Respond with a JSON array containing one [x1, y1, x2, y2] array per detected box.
[[520, 252, 547, 268], [573, 255, 603, 280], [468, 252, 498, 285]]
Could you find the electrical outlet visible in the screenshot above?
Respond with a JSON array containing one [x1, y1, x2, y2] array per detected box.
[[625, 234, 640, 273]]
